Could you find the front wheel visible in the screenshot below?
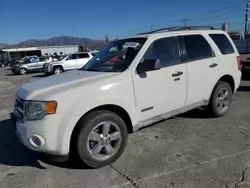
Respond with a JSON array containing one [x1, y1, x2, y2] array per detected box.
[[75, 110, 128, 168], [207, 81, 232, 117], [53, 66, 63, 74], [19, 68, 27, 75]]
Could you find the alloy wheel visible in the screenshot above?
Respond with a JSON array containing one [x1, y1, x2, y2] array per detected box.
[[86, 121, 122, 161], [216, 88, 230, 113], [20, 68, 27, 75]]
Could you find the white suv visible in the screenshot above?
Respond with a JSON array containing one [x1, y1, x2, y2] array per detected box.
[[43, 52, 93, 74], [12, 26, 242, 168]]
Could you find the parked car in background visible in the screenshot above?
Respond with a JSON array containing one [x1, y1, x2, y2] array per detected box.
[[241, 57, 250, 72], [43, 52, 93, 74], [10, 56, 38, 67], [12, 56, 49, 75], [90, 50, 100, 56], [11, 27, 241, 168], [0, 62, 5, 67], [8, 59, 19, 67], [42, 54, 66, 72]]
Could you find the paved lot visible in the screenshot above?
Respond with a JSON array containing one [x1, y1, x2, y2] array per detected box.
[[0, 67, 250, 188]]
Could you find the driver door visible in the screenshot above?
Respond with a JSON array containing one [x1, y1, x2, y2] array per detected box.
[[132, 36, 187, 122], [64, 54, 78, 70]]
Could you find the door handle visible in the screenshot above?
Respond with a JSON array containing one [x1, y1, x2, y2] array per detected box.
[[209, 63, 218, 68], [172, 71, 183, 77]]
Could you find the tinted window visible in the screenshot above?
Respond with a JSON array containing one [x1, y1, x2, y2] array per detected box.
[[72, 54, 79, 59], [143, 37, 180, 67], [78, 53, 89, 58], [183, 35, 213, 61], [209, 34, 235, 55], [39, 57, 48, 61]]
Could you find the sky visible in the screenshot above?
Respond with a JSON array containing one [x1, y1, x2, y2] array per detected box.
[[0, 0, 245, 44]]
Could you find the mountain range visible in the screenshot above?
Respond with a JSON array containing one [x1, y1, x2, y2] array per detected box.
[[1, 36, 106, 49]]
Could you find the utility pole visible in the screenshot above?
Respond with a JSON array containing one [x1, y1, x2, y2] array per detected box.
[[222, 22, 228, 32], [71, 25, 76, 52], [181, 19, 189, 26], [105, 34, 109, 44], [245, 2, 250, 39]]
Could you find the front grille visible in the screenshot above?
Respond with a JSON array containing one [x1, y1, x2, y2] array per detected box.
[[14, 96, 25, 122]]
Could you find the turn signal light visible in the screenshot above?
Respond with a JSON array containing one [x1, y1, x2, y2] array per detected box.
[[46, 101, 57, 114]]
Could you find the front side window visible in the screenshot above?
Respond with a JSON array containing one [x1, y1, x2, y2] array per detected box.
[[209, 34, 235, 55], [143, 37, 180, 67], [82, 38, 147, 72], [72, 54, 79, 59], [183, 35, 213, 61]]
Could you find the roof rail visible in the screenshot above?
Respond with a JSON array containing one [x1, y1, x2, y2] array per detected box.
[[137, 26, 215, 35]]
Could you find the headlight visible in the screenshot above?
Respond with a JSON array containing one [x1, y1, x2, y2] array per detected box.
[[24, 101, 57, 121]]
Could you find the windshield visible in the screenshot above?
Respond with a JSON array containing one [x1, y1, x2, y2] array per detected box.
[[18, 57, 29, 64], [81, 38, 147, 72]]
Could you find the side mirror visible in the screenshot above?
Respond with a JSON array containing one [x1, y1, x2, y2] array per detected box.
[[136, 59, 161, 74]]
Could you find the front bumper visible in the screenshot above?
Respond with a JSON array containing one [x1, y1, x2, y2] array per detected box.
[[10, 110, 79, 156]]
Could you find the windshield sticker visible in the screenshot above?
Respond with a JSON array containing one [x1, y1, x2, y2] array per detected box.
[[123, 42, 140, 49]]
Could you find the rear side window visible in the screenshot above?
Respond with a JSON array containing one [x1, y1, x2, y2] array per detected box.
[[183, 35, 213, 61], [209, 34, 235, 55], [78, 53, 89, 58]]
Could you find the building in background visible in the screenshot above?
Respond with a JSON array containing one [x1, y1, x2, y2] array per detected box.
[[2, 45, 78, 61]]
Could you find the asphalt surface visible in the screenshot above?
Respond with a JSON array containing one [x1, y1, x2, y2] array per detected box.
[[0, 67, 250, 188]]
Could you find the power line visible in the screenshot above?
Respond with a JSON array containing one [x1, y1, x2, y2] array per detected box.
[[188, 2, 243, 22], [110, 2, 244, 38], [190, 7, 243, 24]]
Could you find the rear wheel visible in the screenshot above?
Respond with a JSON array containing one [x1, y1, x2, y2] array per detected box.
[[19, 68, 27, 75], [207, 81, 232, 117], [74, 110, 128, 168], [53, 66, 63, 74]]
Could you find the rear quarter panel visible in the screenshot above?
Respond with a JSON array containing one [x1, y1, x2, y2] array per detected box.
[[205, 32, 241, 95]]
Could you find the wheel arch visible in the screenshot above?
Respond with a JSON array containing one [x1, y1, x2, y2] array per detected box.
[[69, 104, 133, 154], [217, 75, 235, 93], [52, 64, 64, 71], [18, 66, 28, 73], [208, 74, 235, 101]]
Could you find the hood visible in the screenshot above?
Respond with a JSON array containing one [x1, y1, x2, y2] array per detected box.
[[17, 70, 118, 100], [12, 63, 22, 69]]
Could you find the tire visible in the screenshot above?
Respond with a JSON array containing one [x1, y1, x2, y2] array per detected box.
[[19, 68, 27, 75], [53, 66, 63, 74], [207, 81, 232, 117], [74, 110, 128, 168]]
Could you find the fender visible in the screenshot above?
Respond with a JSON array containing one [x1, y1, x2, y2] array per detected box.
[[60, 95, 137, 155]]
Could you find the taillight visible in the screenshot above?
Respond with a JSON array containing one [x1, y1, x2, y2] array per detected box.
[[237, 56, 242, 71]]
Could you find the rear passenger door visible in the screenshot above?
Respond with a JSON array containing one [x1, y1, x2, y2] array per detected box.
[[181, 34, 220, 106], [77, 53, 90, 68]]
